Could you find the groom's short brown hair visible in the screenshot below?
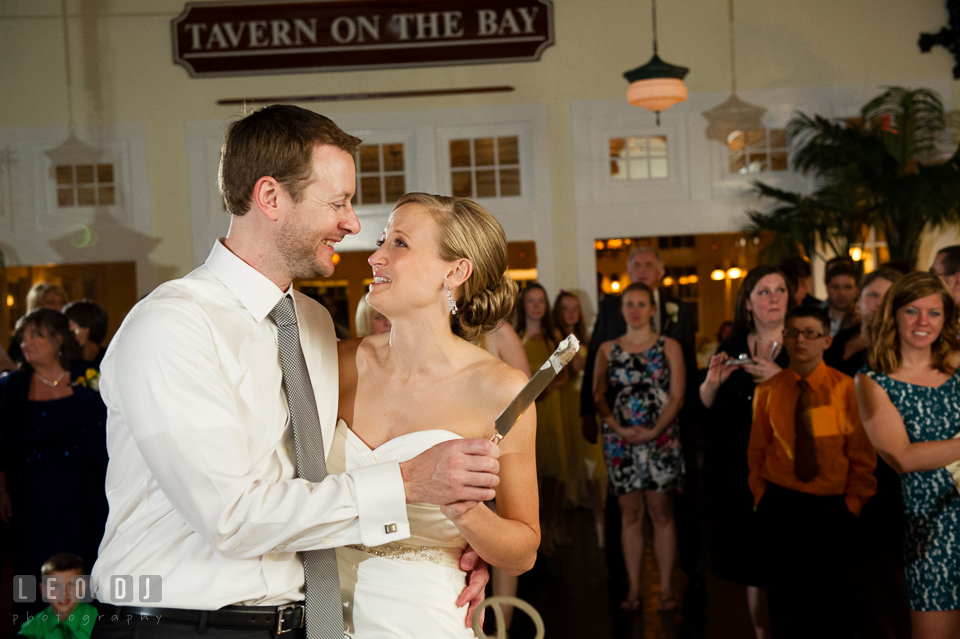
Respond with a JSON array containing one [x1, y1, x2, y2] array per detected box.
[[219, 105, 361, 216]]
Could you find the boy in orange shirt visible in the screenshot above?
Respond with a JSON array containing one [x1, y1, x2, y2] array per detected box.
[[749, 305, 876, 639]]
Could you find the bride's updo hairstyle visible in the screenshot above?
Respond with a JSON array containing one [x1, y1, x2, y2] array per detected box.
[[393, 192, 518, 342]]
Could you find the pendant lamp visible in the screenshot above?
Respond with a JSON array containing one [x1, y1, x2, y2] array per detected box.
[[623, 0, 689, 125], [702, 0, 767, 142], [47, 0, 103, 174]]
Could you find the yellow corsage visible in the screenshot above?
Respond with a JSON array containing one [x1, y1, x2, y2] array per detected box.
[[73, 368, 100, 392]]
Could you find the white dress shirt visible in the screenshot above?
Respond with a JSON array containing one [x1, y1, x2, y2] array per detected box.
[[91, 240, 409, 608]]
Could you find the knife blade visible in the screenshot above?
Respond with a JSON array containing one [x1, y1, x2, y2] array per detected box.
[[491, 334, 581, 443]]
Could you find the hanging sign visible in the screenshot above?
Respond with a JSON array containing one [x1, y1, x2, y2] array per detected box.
[[171, 0, 554, 77]]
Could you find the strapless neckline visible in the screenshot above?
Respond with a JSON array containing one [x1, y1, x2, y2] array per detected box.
[[338, 420, 464, 454]]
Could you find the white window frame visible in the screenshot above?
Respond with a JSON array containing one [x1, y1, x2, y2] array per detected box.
[[436, 122, 533, 207], [608, 134, 670, 182]]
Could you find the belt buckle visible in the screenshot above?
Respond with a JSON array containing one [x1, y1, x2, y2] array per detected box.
[[275, 603, 304, 634]]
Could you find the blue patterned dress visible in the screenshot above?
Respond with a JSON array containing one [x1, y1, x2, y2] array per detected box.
[[602, 337, 684, 494], [863, 369, 960, 611]]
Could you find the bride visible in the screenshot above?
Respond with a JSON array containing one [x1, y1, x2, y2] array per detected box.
[[332, 193, 540, 637]]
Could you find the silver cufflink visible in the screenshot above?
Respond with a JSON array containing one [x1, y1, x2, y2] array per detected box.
[[384, 523, 397, 534]]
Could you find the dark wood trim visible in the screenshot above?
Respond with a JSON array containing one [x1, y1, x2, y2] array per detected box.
[[217, 85, 515, 105]]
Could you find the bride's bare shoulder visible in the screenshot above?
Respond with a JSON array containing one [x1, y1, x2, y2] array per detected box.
[[467, 344, 529, 405]]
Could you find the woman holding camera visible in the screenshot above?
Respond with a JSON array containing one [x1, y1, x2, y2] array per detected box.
[[699, 265, 792, 639]]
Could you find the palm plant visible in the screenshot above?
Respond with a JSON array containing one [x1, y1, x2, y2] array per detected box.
[[748, 87, 960, 267]]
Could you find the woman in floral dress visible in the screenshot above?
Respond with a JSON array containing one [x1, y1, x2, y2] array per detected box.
[[593, 282, 685, 612]]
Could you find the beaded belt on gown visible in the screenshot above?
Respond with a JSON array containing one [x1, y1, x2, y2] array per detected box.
[[343, 541, 464, 570]]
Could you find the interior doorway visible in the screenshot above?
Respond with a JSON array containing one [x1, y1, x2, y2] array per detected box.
[[594, 232, 776, 368], [2, 261, 138, 351]]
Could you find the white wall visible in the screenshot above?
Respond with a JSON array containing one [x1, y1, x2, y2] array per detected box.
[[0, 0, 956, 298]]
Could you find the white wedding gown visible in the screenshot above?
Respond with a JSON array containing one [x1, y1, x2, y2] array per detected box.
[[327, 420, 477, 639]]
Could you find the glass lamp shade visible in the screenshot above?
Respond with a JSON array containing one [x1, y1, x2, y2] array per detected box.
[[623, 54, 689, 114], [626, 77, 688, 112]]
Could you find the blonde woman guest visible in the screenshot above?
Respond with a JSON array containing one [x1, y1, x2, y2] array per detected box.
[[856, 271, 960, 639], [354, 295, 392, 338], [553, 290, 607, 547], [25, 282, 68, 313], [517, 283, 568, 556]]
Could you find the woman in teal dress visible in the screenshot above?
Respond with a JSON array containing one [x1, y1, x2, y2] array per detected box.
[[856, 272, 960, 639]]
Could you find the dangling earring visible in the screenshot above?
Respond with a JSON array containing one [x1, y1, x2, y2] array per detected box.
[[446, 286, 459, 315]]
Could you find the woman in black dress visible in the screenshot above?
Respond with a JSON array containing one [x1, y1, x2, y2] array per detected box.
[[699, 265, 792, 639], [0, 309, 108, 623]]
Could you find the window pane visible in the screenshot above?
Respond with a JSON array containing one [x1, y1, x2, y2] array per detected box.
[[360, 176, 382, 204], [729, 152, 746, 173], [727, 130, 745, 152], [450, 140, 471, 168], [77, 187, 96, 206], [650, 158, 668, 179], [56, 165, 74, 185], [384, 175, 405, 202], [610, 159, 627, 178], [75, 165, 94, 185], [451, 171, 472, 197], [745, 129, 767, 151], [497, 137, 518, 165], [57, 188, 74, 207], [474, 138, 495, 167], [98, 186, 115, 205], [382, 144, 404, 171], [476, 169, 496, 197], [649, 136, 667, 156], [746, 158, 766, 173], [628, 159, 649, 180], [609, 138, 626, 159], [769, 129, 787, 149], [627, 137, 648, 157], [97, 163, 114, 183], [359, 145, 380, 173], [500, 168, 520, 196], [770, 152, 788, 171]]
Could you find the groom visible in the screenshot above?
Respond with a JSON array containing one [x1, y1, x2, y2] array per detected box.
[[90, 105, 499, 638]]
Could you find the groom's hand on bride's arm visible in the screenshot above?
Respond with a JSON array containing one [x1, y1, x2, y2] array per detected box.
[[457, 547, 489, 628], [399, 439, 500, 505]]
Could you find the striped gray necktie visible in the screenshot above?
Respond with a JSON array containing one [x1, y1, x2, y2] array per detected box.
[[270, 295, 342, 639]]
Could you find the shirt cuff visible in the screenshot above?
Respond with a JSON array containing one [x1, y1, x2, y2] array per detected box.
[[350, 461, 410, 546]]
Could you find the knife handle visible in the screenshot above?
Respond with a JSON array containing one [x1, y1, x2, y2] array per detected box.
[[490, 432, 504, 444]]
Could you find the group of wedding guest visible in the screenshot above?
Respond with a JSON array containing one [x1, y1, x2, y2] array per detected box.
[[697, 256, 960, 639], [499, 283, 607, 561], [0, 283, 111, 627]]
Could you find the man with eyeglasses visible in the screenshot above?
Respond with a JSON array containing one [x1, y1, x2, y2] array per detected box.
[[747, 306, 877, 639]]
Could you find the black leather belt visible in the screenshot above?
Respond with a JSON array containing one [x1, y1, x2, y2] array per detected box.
[[113, 602, 305, 634]]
